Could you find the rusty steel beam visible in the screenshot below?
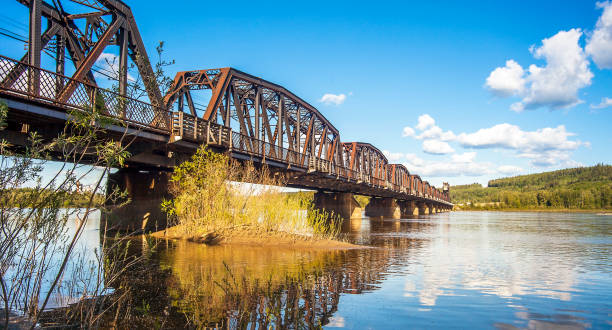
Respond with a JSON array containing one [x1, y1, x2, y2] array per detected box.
[[14, 0, 163, 107], [7, 1, 453, 205]]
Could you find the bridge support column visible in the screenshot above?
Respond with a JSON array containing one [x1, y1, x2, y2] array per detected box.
[[313, 192, 362, 220], [365, 198, 400, 218], [397, 200, 418, 217], [417, 202, 428, 216], [103, 168, 171, 233]]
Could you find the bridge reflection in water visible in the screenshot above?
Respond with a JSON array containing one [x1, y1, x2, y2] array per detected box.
[[109, 212, 610, 329]]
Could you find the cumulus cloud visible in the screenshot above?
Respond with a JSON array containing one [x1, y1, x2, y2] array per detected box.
[[451, 152, 476, 163], [457, 124, 581, 151], [415, 114, 435, 130], [417, 125, 456, 141], [487, 29, 593, 111], [497, 165, 524, 175], [95, 52, 135, 81], [319, 93, 347, 105], [422, 140, 454, 155], [405, 153, 425, 166], [402, 114, 456, 156], [591, 97, 612, 109], [457, 124, 587, 167], [402, 152, 495, 178], [402, 126, 416, 137], [399, 114, 586, 168], [382, 150, 405, 162], [586, 1, 612, 69], [485, 60, 525, 97]]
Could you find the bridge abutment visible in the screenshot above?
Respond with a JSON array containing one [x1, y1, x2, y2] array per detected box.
[[313, 192, 362, 220], [103, 168, 171, 233]]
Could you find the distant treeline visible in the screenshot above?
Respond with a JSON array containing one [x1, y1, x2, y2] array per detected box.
[[451, 164, 612, 210], [0, 188, 105, 208]]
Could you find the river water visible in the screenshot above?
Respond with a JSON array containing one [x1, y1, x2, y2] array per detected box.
[[113, 211, 611, 329]]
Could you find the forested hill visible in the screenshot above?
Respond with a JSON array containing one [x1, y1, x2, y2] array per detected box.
[[451, 164, 612, 210]]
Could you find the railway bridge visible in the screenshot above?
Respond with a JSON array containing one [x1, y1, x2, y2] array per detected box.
[[0, 0, 452, 231]]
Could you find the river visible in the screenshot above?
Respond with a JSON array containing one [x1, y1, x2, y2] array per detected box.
[[32, 211, 612, 328], [100, 211, 609, 329]]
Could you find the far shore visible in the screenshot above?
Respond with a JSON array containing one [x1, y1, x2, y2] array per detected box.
[[453, 208, 612, 214], [148, 224, 364, 250]]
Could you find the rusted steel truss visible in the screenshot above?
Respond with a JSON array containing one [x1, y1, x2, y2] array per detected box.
[[6, 0, 162, 106], [164, 68, 342, 170], [3, 0, 451, 204]]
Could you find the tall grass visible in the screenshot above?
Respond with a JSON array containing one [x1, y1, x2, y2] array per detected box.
[[162, 146, 341, 240]]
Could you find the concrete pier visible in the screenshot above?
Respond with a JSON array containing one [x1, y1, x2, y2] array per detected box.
[[313, 192, 362, 220], [103, 168, 171, 232], [365, 198, 400, 218], [397, 200, 419, 217]]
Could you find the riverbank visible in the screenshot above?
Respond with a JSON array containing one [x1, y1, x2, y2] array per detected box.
[[149, 224, 361, 250], [453, 208, 612, 214]]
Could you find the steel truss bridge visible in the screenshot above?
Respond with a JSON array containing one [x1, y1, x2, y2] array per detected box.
[[0, 0, 452, 223]]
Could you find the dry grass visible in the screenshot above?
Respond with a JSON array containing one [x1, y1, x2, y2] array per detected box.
[[161, 146, 342, 243]]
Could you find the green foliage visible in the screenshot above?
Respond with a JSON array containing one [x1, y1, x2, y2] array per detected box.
[[163, 146, 341, 239], [451, 164, 612, 210]]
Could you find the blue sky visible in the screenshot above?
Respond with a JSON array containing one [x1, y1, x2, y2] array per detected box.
[[1, 0, 611, 187]]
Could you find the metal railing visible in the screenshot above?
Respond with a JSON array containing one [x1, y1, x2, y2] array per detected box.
[[0, 55, 172, 133]]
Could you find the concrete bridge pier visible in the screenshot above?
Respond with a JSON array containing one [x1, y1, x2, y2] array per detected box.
[[365, 198, 401, 218], [397, 200, 419, 217], [417, 202, 429, 215], [103, 168, 171, 233], [313, 192, 362, 220]]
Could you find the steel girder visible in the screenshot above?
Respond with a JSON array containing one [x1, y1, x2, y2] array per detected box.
[[164, 68, 342, 169], [387, 164, 410, 193], [341, 142, 388, 185], [4, 0, 452, 205], [8, 0, 162, 106]]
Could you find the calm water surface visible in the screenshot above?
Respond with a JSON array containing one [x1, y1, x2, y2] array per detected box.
[[131, 211, 612, 329]]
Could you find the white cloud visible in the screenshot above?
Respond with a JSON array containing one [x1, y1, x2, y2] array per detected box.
[[451, 152, 476, 163], [95, 52, 135, 81], [402, 126, 416, 137], [497, 165, 524, 175], [319, 93, 347, 105], [485, 60, 526, 97], [403, 152, 494, 178], [487, 29, 593, 111], [397, 115, 587, 172], [405, 153, 425, 166], [586, 1, 612, 69], [403, 114, 455, 140], [457, 124, 587, 167], [422, 140, 454, 155], [415, 114, 435, 130], [416, 125, 456, 141], [383, 150, 404, 162], [591, 97, 612, 109]]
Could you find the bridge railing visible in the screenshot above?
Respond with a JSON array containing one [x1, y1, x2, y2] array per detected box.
[[0, 55, 172, 133], [232, 132, 305, 168], [172, 111, 231, 146]]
